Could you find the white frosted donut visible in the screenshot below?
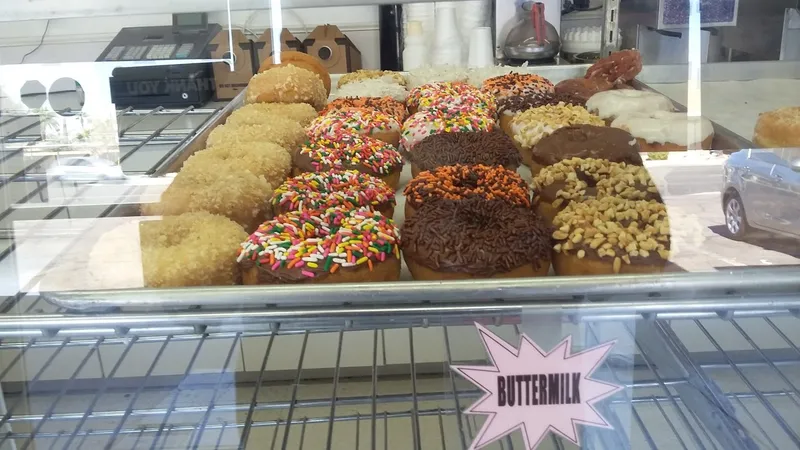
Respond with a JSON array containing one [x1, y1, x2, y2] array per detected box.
[[611, 111, 714, 146], [586, 90, 674, 120]]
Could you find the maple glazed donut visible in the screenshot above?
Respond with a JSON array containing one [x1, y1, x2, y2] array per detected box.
[[322, 97, 408, 123], [612, 111, 715, 152], [481, 73, 555, 101], [586, 89, 674, 122], [401, 110, 495, 151], [552, 197, 670, 275], [497, 92, 586, 137], [401, 197, 552, 280], [532, 157, 661, 223], [307, 108, 401, 147], [584, 49, 643, 85], [403, 164, 530, 219], [406, 130, 521, 177], [272, 170, 396, 218], [238, 207, 401, 284], [530, 125, 642, 176], [294, 134, 404, 189]]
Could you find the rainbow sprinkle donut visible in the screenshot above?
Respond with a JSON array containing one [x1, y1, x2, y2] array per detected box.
[[406, 82, 482, 111], [237, 206, 402, 284], [306, 107, 401, 146], [271, 170, 396, 217], [400, 110, 495, 151]]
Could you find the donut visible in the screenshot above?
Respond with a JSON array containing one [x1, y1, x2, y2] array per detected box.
[[294, 133, 404, 189], [532, 157, 660, 223], [331, 79, 409, 102], [338, 70, 406, 88], [246, 65, 327, 110], [322, 97, 408, 123], [753, 107, 800, 148], [555, 78, 614, 103], [307, 108, 402, 147], [401, 198, 551, 280], [403, 164, 530, 219], [227, 103, 318, 128], [258, 50, 331, 95], [611, 111, 715, 152], [586, 90, 674, 122], [207, 119, 306, 152], [552, 197, 670, 275], [481, 73, 555, 100], [467, 66, 518, 87], [406, 130, 521, 177], [406, 82, 484, 114], [407, 65, 469, 88], [143, 163, 273, 232], [271, 170, 396, 217], [183, 142, 291, 189], [530, 125, 642, 176], [237, 207, 401, 284], [497, 92, 586, 136], [401, 110, 495, 151], [585, 49, 643, 85], [510, 104, 605, 167], [141, 212, 247, 287]]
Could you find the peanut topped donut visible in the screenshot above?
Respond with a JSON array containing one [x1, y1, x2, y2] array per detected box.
[[403, 164, 530, 218], [406, 130, 521, 176], [322, 97, 408, 123], [401, 198, 552, 280], [481, 73, 555, 100], [307, 108, 402, 147], [401, 110, 495, 151], [552, 197, 670, 275], [295, 133, 404, 189], [497, 92, 586, 136], [272, 170, 396, 217], [238, 206, 401, 284], [530, 125, 642, 174]]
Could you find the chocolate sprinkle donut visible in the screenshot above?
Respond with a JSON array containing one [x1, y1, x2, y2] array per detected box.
[[497, 92, 586, 115], [407, 131, 521, 173], [401, 198, 552, 276], [532, 125, 643, 167]]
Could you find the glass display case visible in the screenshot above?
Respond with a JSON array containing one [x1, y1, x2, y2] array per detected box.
[[1, 0, 799, 448]]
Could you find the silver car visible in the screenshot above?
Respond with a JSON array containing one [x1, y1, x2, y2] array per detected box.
[[722, 149, 800, 239]]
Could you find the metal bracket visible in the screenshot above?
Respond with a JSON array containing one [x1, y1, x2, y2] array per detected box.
[[601, 0, 621, 55]]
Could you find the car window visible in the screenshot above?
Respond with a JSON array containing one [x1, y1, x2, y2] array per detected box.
[[750, 151, 789, 167]]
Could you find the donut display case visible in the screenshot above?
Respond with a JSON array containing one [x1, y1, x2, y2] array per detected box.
[[1, 0, 800, 448]]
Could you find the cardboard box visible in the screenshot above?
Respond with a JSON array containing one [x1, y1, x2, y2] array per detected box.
[[209, 29, 254, 101], [254, 28, 304, 68], [303, 25, 362, 74]]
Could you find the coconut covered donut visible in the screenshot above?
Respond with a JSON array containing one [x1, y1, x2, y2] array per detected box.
[[183, 142, 291, 189], [401, 110, 495, 151], [406, 130, 521, 177], [140, 212, 247, 287], [552, 197, 670, 275], [294, 133, 404, 189], [497, 92, 586, 136], [322, 97, 408, 124], [331, 79, 409, 102], [401, 197, 552, 280], [272, 170, 396, 217], [307, 108, 401, 147], [481, 73, 555, 100], [238, 207, 401, 284], [403, 164, 530, 218], [407, 65, 469, 88], [246, 65, 327, 109], [207, 119, 306, 152], [227, 102, 318, 128], [586, 89, 674, 122], [611, 111, 715, 152], [531, 157, 661, 223], [338, 69, 406, 88], [510, 104, 605, 166]]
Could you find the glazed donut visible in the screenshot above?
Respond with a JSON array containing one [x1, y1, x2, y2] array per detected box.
[[555, 78, 614, 103], [481, 73, 555, 100], [331, 79, 409, 102], [207, 119, 306, 152], [532, 157, 660, 223], [530, 125, 642, 176], [510, 104, 604, 167], [611, 111, 715, 152], [338, 69, 406, 88], [258, 50, 331, 95], [140, 212, 247, 287], [307, 108, 402, 147], [238, 207, 401, 284], [227, 102, 318, 128], [403, 164, 530, 219], [753, 107, 800, 148], [585, 49, 643, 85], [294, 133, 404, 189], [322, 97, 408, 124], [406, 82, 483, 114], [406, 130, 521, 177], [586, 90, 674, 122], [552, 197, 670, 275], [401, 110, 495, 151], [401, 197, 551, 280], [272, 170, 396, 217], [183, 142, 291, 189], [497, 92, 586, 136], [246, 65, 327, 110]]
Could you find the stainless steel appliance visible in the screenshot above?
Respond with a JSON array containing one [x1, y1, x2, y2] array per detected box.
[[502, 1, 562, 61]]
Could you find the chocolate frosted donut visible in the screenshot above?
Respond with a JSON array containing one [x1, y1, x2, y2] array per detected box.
[[401, 198, 552, 279], [406, 131, 521, 176], [531, 125, 642, 174], [497, 93, 586, 137], [554, 78, 614, 103]]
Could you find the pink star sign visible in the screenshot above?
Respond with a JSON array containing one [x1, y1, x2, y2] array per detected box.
[[451, 323, 624, 449]]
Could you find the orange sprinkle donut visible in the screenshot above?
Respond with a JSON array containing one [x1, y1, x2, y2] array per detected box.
[[481, 74, 555, 100]]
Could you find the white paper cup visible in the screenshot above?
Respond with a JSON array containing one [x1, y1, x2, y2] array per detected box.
[[468, 27, 494, 68]]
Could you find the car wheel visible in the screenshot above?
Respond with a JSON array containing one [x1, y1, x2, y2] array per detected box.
[[724, 193, 748, 239]]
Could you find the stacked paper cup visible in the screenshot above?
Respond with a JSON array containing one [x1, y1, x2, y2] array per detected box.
[[457, 0, 491, 62], [431, 3, 463, 66], [467, 27, 494, 67]]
